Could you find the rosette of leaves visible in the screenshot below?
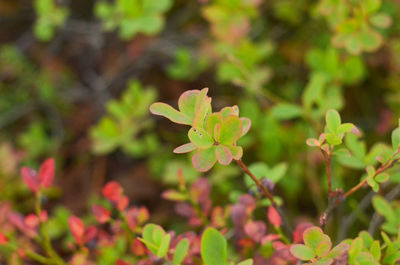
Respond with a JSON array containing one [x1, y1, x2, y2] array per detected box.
[[150, 88, 251, 172], [318, 0, 392, 54], [90, 80, 158, 157], [290, 227, 349, 264], [342, 231, 381, 265], [216, 39, 274, 93], [34, 0, 69, 41], [95, 0, 172, 40], [201, 0, 260, 43]]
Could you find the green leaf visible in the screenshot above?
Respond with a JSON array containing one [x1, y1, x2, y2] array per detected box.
[[173, 238, 189, 265], [269, 163, 288, 183], [391, 127, 400, 150], [193, 98, 212, 129], [215, 145, 233, 165], [304, 227, 324, 251], [173, 143, 197, 154], [201, 228, 227, 265], [290, 244, 315, 260], [370, 240, 381, 261], [179, 90, 201, 122], [302, 73, 327, 110], [219, 115, 243, 145], [315, 258, 334, 265], [270, 103, 303, 120], [237, 259, 253, 265], [337, 123, 354, 134], [359, 29, 382, 52], [150, 102, 191, 125], [240, 117, 251, 137], [206, 113, 223, 137], [375, 173, 389, 183], [367, 175, 379, 192], [326, 242, 349, 259], [192, 147, 217, 172], [188, 127, 214, 149], [143, 0, 172, 13], [372, 196, 396, 222], [315, 237, 332, 257], [370, 13, 392, 28], [325, 133, 342, 145], [363, 0, 381, 14], [326, 109, 341, 133], [157, 234, 171, 258]]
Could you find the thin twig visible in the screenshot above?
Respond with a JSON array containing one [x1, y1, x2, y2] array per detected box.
[[320, 151, 400, 227], [344, 156, 400, 199], [234, 159, 292, 235]]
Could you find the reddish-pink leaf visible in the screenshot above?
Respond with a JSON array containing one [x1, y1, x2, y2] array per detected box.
[[161, 189, 187, 201], [132, 238, 147, 256], [293, 223, 314, 243], [136, 206, 150, 224], [21, 167, 40, 193], [91, 205, 111, 223], [215, 145, 233, 165], [267, 206, 282, 227], [24, 214, 39, 228], [244, 221, 267, 242], [38, 158, 55, 188], [192, 147, 217, 172], [68, 216, 85, 245], [102, 181, 123, 202], [39, 210, 48, 222], [83, 225, 97, 244], [173, 143, 197, 154], [116, 195, 129, 211], [0, 232, 8, 244], [116, 260, 130, 265]]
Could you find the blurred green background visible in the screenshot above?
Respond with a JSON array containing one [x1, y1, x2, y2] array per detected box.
[[1, 0, 400, 241]]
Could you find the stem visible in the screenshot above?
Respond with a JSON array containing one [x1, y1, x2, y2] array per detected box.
[[323, 152, 333, 196], [35, 193, 67, 265], [2, 243, 53, 264], [320, 151, 400, 227], [344, 156, 400, 198], [234, 159, 292, 235], [235, 159, 276, 204]]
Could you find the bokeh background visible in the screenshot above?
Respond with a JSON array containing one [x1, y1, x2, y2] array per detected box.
[[1, 0, 400, 249]]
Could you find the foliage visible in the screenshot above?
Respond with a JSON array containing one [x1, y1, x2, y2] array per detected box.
[[95, 0, 173, 39], [90, 80, 159, 157], [2, 0, 400, 264]]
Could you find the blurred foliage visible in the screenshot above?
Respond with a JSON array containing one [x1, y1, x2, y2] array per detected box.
[[1, 0, 400, 263], [90, 80, 158, 156]]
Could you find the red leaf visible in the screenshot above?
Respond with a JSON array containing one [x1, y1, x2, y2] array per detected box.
[[0, 232, 8, 244], [21, 167, 40, 193], [39, 210, 48, 222], [84, 226, 97, 244], [132, 238, 146, 256], [136, 206, 149, 224], [91, 205, 111, 223], [293, 223, 314, 243], [38, 158, 55, 188], [116, 195, 129, 211], [116, 260, 130, 265], [24, 214, 39, 228], [244, 221, 267, 242], [102, 181, 124, 202], [68, 216, 85, 245], [267, 206, 282, 227]]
